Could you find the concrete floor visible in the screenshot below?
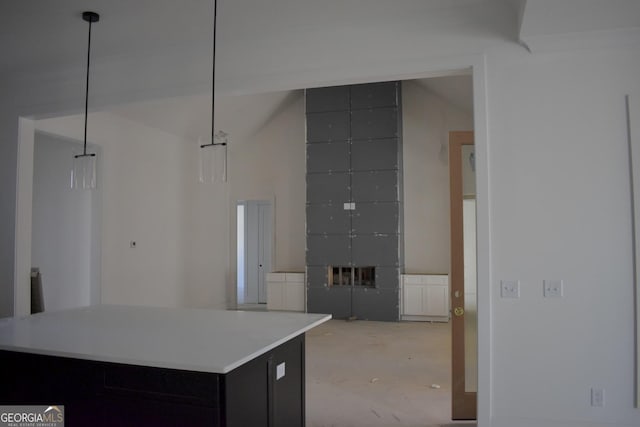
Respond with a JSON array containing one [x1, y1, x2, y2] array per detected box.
[[306, 319, 476, 427]]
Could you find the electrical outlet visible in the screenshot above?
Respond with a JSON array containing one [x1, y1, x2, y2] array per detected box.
[[591, 388, 605, 407], [543, 279, 563, 298], [500, 280, 520, 298]]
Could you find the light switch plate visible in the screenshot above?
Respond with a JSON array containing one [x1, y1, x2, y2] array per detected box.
[[591, 388, 605, 407], [500, 280, 520, 298], [543, 279, 563, 298]]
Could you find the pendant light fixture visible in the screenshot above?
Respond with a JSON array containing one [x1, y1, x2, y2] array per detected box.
[[199, 0, 228, 184], [71, 11, 100, 190]]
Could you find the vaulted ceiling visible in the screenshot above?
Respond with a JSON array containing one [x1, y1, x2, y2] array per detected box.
[[4, 0, 638, 140], [2, 1, 638, 76]]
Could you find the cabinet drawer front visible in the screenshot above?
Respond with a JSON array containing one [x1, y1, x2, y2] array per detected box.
[[402, 275, 424, 285], [424, 275, 448, 286], [267, 273, 286, 282], [285, 273, 305, 282]]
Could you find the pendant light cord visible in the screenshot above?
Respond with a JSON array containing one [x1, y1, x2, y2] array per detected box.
[[211, 0, 217, 143], [83, 16, 93, 156], [202, 0, 225, 148]]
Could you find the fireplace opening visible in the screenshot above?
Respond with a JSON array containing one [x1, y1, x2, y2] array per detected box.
[[328, 266, 375, 287]]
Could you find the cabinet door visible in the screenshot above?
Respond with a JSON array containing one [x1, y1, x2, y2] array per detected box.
[[267, 282, 284, 311], [284, 283, 305, 311], [403, 284, 424, 315], [425, 285, 449, 316]]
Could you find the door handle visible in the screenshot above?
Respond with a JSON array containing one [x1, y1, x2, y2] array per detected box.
[[453, 307, 464, 317]]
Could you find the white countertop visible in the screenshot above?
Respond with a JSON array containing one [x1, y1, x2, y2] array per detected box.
[[0, 305, 331, 374]]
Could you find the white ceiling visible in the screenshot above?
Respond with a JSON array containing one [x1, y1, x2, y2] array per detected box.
[[109, 90, 301, 143], [416, 76, 474, 113], [107, 75, 473, 143], [1, 0, 637, 78], [521, 0, 640, 39], [4, 0, 636, 140], [0, 0, 503, 77]]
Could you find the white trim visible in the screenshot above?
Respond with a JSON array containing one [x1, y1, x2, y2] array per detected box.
[[628, 93, 640, 409], [522, 27, 640, 54], [472, 55, 492, 426], [14, 117, 35, 317]]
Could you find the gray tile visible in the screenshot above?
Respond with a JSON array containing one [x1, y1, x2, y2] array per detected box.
[[351, 138, 398, 171], [306, 86, 350, 113], [307, 173, 350, 204], [351, 202, 399, 234], [307, 234, 351, 266], [307, 141, 350, 173], [371, 266, 400, 290], [351, 107, 399, 140], [352, 234, 399, 266], [306, 266, 330, 288], [307, 286, 352, 319], [351, 287, 399, 321], [306, 111, 350, 142], [307, 204, 351, 235], [351, 170, 399, 202], [350, 82, 399, 110]]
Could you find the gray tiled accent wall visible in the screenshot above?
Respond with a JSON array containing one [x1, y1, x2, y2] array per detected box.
[[305, 81, 404, 321]]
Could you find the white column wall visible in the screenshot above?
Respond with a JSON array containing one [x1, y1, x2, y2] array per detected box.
[[487, 46, 640, 427]]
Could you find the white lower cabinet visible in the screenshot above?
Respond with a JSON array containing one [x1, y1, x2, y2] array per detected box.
[[267, 272, 305, 312], [401, 274, 449, 322]]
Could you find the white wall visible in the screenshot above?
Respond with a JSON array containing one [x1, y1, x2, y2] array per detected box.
[[31, 133, 98, 310], [402, 80, 474, 274], [0, 102, 18, 317], [226, 92, 306, 305], [36, 113, 190, 308], [183, 140, 229, 309], [30, 94, 305, 312], [487, 46, 640, 427]]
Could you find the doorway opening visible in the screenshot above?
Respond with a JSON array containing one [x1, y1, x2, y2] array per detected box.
[[237, 200, 273, 308], [305, 73, 479, 426], [30, 131, 102, 313]]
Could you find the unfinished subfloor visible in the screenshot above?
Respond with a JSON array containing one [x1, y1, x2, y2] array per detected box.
[[306, 319, 475, 427]]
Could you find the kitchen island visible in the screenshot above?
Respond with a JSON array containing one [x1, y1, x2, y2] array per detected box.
[[0, 304, 330, 426]]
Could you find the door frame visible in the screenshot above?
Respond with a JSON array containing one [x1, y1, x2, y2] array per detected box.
[[237, 199, 273, 305], [450, 131, 476, 420]]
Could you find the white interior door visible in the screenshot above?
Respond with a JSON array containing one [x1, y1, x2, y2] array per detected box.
[[245, 200, 272, 304]]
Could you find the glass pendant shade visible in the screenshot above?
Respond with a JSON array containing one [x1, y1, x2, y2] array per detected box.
[[199, 140, 227, 184], [71, 154, 97, 189]]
